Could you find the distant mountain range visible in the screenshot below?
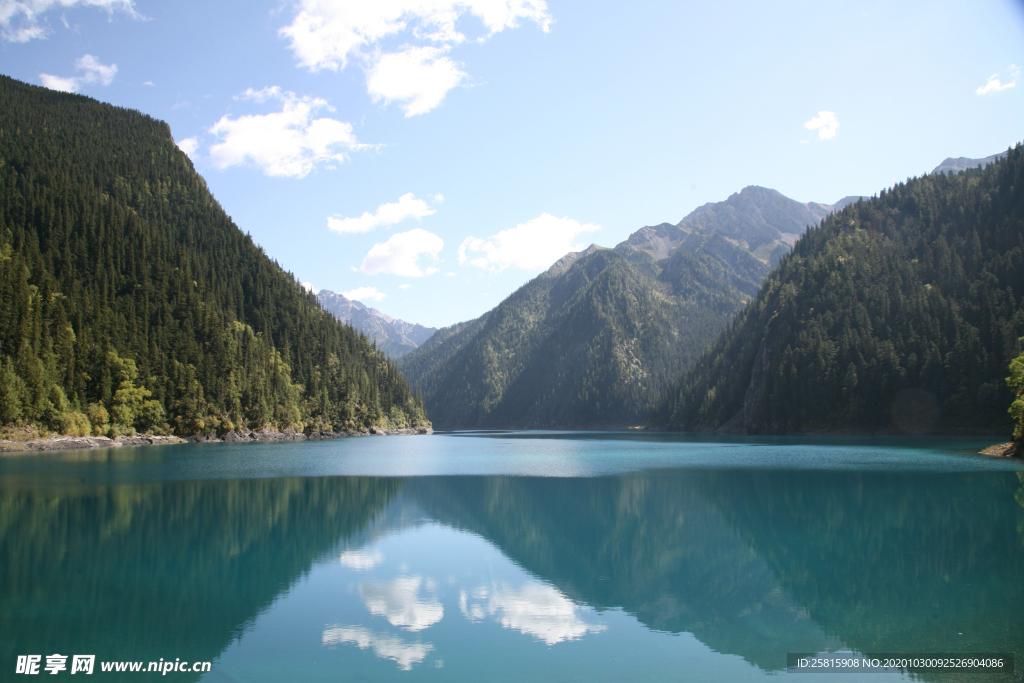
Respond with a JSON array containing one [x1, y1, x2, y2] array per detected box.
[[931, 151, 1008, 175], [317, 290, 436, 358], [401, 185, 858, 428]]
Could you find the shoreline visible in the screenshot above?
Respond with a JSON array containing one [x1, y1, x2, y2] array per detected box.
[[3, 426, 1013, 459], [0, 426, 433, 454], [433, 423, 1011, 437], [978, 442, 1020, 458], [435, 426, 1021, 459]]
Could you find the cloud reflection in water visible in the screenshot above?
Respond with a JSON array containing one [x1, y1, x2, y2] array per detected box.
[[459, 582, 606, 645], [322, 625, 434, 670], [339, 549, 384, 570], [360, 576, 444, 631]]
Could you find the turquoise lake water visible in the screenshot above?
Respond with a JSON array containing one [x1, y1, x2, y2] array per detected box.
[[1, 432, 1022, 682]]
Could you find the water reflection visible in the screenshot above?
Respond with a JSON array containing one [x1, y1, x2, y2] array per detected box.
[[1018, 472, 1024, 541], [0, 456, 1021, 682], [0, 477, 403, 676], [459, 582, 606, 645], [321, 626, 433, 670], [403, 471, 1024, 676], [408, 475, 835, 669], [360, 576, 444, 631], [339, 549, 384, 570]]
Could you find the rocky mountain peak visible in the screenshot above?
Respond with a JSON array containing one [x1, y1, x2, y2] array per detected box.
[[618, 186, 867, 266], [546, 244, 606, 275], [931, 151, 1008, 175], [317, 290, 436, 358]]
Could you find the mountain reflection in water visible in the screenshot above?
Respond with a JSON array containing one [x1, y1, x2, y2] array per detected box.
[[408, 471, 1024, 676], [0, 460, 1022, 681], [0, 477, 403, 672]]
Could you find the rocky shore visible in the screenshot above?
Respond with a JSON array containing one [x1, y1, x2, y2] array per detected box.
[[979, 442, 1021, 457], [0, 434, 187, 453], [0, 426, 433, 453], [188, 426, 433, 443]]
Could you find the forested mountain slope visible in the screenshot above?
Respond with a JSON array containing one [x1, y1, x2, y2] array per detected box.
[[654, 144, 1024, 434], [0, 76, 427, 436], [401, 186, 850, 428], [401, 243, 760, 427]]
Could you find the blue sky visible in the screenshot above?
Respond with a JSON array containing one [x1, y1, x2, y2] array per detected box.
[[1, 0, 1022, 328]]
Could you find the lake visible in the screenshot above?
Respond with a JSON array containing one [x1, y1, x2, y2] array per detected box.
[[1, 432, 1022, 682]]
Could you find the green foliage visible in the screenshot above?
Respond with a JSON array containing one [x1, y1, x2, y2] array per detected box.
[[0, 356, 25, 424], [400, 245, 754, 427], [85, 403, 109, 436], [655, 143, 1024, 433], [1006, 351, 1024, 440], [0, 76, 427, 434]]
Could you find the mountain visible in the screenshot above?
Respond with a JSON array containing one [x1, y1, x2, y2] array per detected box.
[[622, 186, 865, 267], [400, 245, 752, 427], [0, 75, 428, 436], [400, 186, 852, 428], [931, 151, 1008, 175], [654, 144, 1024, 434], [317, 290, 436, 358]]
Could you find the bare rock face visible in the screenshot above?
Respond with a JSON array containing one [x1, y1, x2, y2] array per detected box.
[[619, 186, 866, 268]]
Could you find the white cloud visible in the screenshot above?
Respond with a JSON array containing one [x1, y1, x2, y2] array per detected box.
[[280, 0, 551, 115], [1, 0, 136, 42], [342, 286, 387, 302], [323, 626, 433, 670], [39, 73, 78, 92], [361, 228, 444, 277], [976, 75, 1014, 95], [367, 46, 466, 117], [328, 193, 436, 234], [300, 281, 317, 294], [458, 213, 599, 272], [76, 54, 116, 83], [208, 87, 367, 178], [459, 582, 605, 645], [339, 549, 384, 570], [398, 284, 411, 290], [360, 576, 444, 631], [804, 110, 839, 140], [976, 65, 1020, 95], [282, 0, 552, 71], [175, 136, 199, 157], [39, 54, 117, 92]]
